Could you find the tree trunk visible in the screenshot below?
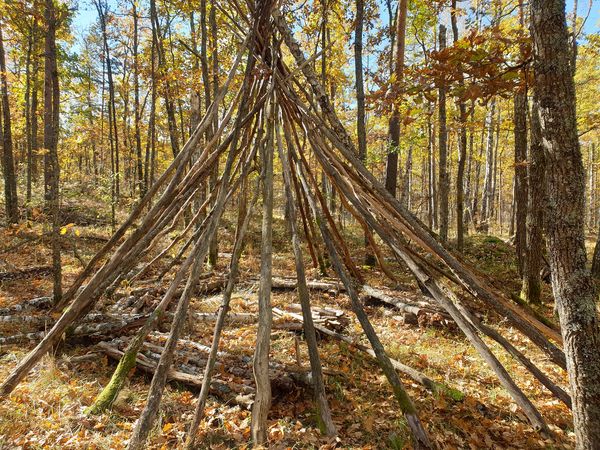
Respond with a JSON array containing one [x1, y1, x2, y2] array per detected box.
[[514, 92, 528, 275], [400, 145, 412, 208], [144, 37, 157, 192], [150, 0, 179, 158], [24, 16, 38, 205], [132, 0, 144, 198], [427, 113, 437, 230], [385, 0, 407, 197], [44, 0, 62, 304], [251, 100, 275, 447], [207, 0, 219, 267], [95, 0, 119, 228], [0, 19, 19, 224], [451, 2, 468, 251], [437, 24, 449, 243], [480, 98, 496, 233], [530, 0, 600, 446]]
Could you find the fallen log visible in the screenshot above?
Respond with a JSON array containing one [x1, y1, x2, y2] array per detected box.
[[268, 277, 345, 293], [111, 275, 226, 302], [362, 286, 450, 318]]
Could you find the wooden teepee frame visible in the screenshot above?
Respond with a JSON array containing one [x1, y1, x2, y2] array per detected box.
[[0, 2, 570, 448]]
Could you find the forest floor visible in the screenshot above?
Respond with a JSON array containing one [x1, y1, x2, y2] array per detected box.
[[0, 189, 576, 449]]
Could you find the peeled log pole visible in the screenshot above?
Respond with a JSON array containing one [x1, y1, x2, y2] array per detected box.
[[294, 155, 432, 449], [279, 120, 336, 436], [185, 169, 258, 449], [251, 95, 275, 447]]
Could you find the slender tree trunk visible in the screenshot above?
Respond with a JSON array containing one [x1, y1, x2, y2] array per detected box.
[[132, 0, 143, 198], [400, 145, 412, 208], [95, 0, 119, 226], [150, 0, 179, 158], [252, 102, 275, 447], [480, 98, 496, 233], [44, 0, 62, 303], [0, 19, 19, 224], [438, 24, 449, 242], [451, 1, 468, 251], [24, 16, 38, 205], [428, 112, 437, 230], [521, 96, 545, 304], [514, 91, 528, 275], [587, 143, 595, 231], [207, 0, 219, 267], [86, 61, 97, 185], [531, 0, 600, 446], [144, 37, 157, 193], [385, 0, 408, 197]]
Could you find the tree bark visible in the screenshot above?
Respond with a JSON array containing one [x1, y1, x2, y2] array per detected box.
[[251, 99, 275, 447], [514, 92, 528, 275], [132, 0, 144, 198], [530, 0, 600, 446], [451, 2, 468, 251], [437, 24, 449, 243], [480, 98, 496, 233], [150, 0, 179, 158], [207, 0, 219, 267], [44, 0, 62, 303]]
